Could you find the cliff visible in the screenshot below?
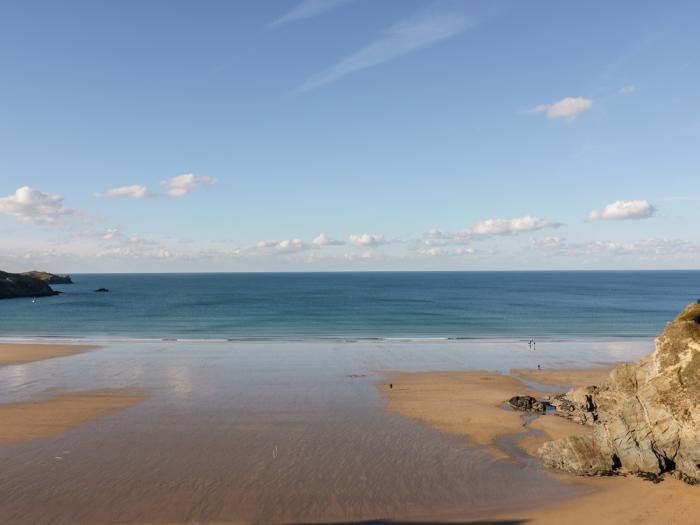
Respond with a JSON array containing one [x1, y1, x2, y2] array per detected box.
[[0, 271, 60, 299], [19, 270, 73, 284], [539, 302, 700, 484]]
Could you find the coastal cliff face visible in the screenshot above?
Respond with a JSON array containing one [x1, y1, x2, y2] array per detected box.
[[539, 302, 700, 484], [0, 271, 60, 299]]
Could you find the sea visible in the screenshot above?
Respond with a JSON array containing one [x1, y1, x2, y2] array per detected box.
[[1, 271, 698, 341]]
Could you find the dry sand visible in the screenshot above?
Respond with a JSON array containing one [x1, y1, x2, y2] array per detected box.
[[381, 367, 700, 525], [380, 371, 543, 457], [0, 342, 97, 367], [0, 388, 149, 445]]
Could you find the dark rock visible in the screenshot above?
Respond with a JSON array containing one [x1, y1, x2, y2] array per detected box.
[[94, 288, 109, 293], [508, 395, 547, 413], [0, 270, 60, 299]]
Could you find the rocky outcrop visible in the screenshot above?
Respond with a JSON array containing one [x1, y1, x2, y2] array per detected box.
[[548, 386, 599, 425], [509, 395, 547, 413], [538, 302, 700, 484], [0, 271, 60, 299], [20, 270, 73, 284]]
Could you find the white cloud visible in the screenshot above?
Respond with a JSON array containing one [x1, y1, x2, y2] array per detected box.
[[270, 0, 352, 28], [297, 6, 472, 92], [348, 233, 388, 247], [528, 96, 593, 120], [160, 174, 217, 198], [243, 238, 309, 255], [101, 228, 121, 240], [0, 186, 74, 224], [587, 200, 656, 221], [619, 84, 637, 95], [94, 185, 151, 199], [312, 233, 345, 246], [433, 215, 561, 244], [467, 215, 560, 237]]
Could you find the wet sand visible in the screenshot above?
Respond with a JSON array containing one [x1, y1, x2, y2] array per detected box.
[[0, 342, 96, 367], [500, 475, 700, 525], [2, 338, 683, 524]]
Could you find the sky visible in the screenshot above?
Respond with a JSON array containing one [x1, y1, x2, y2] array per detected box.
[[1, 0, 699, 272]]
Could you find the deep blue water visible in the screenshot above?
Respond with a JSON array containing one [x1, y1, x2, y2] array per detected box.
[[0, 271, 698, 340]]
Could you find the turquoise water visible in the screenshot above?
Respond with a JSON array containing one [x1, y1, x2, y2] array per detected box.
[[0, 271, 698, 340]]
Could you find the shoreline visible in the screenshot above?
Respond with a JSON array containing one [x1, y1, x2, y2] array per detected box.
[[0, 334, 656, 344]]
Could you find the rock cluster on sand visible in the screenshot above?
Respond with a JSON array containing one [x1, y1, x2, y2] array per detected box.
[[0, 271, 60, 299], [19, 270, 73, 284], [538, 302, 700, 484], [509, 395, 547, 413]]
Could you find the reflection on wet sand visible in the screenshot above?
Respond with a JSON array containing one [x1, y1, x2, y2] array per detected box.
[[0, 339, 654, 524]]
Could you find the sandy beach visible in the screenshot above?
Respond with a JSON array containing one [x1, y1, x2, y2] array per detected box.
[[0, 338, 696, 524], [0, 388, 149, 445], [381, 367, 700, 525]]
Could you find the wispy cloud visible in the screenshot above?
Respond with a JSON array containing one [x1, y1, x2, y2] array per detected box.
[[76, 228, 123, 241], [428, 215, 561, 245], [270, 0, 353, 28], [160, 174, 217, 198], [528, 96, 593, 121], [587, 200, 656, 221], [530, 236, 700, 261], [296, 6, 473, 92], [618, 84, 637, 95], [312, 233, 345, 246], [418, 246, 476, 257], [94, 185, 152, 199], [94, 175, 216, 200]]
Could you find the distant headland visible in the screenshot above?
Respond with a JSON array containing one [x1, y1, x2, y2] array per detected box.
[[0, 270, 71, 300], [19, 271, 73, 285]]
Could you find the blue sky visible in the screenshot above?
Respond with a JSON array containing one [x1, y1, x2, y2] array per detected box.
[[1, 0, 698, 271]]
